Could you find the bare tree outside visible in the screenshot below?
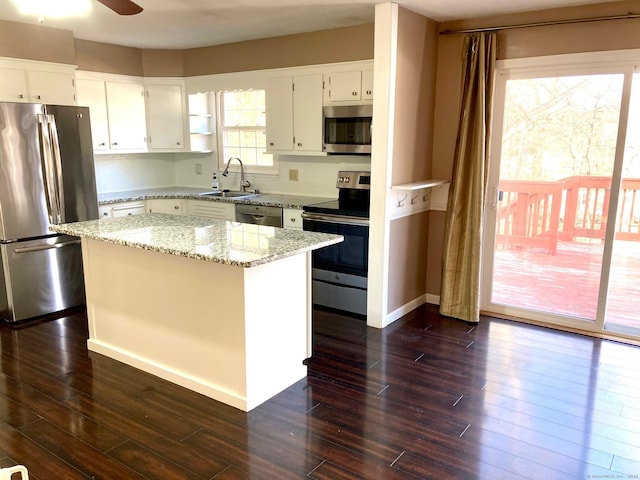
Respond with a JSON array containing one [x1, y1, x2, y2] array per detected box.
[[488, 71, 640, 333]]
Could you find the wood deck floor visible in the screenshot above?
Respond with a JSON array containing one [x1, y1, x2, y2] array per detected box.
[[492, 239, 640, 331], [1, 305, 640, 478]]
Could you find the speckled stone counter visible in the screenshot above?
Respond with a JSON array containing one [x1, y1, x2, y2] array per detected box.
[[51, 213, 342, 267], [98, 187, 332, 209], [55, 213, 342, 411]]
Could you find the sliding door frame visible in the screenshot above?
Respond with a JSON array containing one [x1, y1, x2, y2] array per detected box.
[[481, 50, 638, 341]]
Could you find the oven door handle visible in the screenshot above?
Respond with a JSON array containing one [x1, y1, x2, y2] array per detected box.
[[302, 212, 370, 227]]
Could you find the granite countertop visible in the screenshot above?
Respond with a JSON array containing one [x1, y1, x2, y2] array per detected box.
[[98, 187, 333, 209], [51, 213, 343, 268]]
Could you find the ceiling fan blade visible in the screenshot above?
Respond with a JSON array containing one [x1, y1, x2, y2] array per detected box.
[[97, 0, 143, 15]]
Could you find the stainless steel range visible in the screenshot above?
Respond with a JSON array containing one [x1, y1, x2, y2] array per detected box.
[[302, 171, 370, 316]]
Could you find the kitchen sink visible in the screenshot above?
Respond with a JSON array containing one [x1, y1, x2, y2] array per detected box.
[[198, 190, 255, 198]]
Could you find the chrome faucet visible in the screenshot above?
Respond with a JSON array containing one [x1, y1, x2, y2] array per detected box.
[[222, 157, 251, 192]]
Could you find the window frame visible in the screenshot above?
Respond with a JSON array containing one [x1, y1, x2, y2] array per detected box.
[[215, 89, 277, 175]]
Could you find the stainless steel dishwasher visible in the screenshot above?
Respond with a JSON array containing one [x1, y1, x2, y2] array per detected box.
[[235, 204, 283, 227]]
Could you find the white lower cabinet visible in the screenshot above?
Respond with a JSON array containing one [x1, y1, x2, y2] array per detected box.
[[187, 200, 235, 221], [283, 208, 303, 230], [100, 201, 147, 218], [98, 205, 112, 219], [147, 199, 184, 215]]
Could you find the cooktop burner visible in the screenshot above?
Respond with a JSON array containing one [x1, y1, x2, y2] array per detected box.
[[304, 171, 371, 218], [304, 198, 369, 218]]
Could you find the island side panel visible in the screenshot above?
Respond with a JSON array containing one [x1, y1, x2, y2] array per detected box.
[[243, 253, 309, 411], [81, 238, 250, 410]]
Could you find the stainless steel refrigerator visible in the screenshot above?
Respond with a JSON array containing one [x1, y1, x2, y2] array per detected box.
[[0, 102, 98, 322]]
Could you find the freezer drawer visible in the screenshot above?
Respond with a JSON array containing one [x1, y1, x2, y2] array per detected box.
[[0, 235, 85, 322]]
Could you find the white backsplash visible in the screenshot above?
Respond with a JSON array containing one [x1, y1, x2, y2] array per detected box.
[[97, 152, 371, 198], [94, 154, 177, 193]]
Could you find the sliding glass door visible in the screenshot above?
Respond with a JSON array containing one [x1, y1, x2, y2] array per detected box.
[[482, 55, 640, 339], [605, 72, 640, 334]]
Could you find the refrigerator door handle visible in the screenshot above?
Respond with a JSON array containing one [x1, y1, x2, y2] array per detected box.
[[47, 113, 66, 224], [37, 113, 61, 225], [14, 239, 81, 254]]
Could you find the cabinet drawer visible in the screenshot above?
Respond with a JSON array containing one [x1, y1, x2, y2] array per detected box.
[[283, 208, 303, 230], [111, 202, 146, 217], [187, 200, 235, 220], [147, 199, 183, 215]]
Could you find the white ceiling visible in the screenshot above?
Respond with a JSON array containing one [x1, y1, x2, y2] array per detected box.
[[0, 0, 620, 49]]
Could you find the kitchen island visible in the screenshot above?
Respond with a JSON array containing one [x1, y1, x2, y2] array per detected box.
[[51, 214, 342, 411]]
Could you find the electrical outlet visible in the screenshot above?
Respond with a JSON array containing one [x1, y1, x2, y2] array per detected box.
[[289, 169, 299, 181], [195, 163, 203, 175]]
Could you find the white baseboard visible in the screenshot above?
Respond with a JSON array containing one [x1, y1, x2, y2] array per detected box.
[[377, 294, 441, 328], [384, 294, 427, 327], [426, 294, 440, 305]]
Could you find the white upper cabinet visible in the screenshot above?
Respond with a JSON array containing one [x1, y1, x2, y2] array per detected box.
[[362, 68, 374, 101], [76, 72, 190, 154], [324, 64, 373, 105], [292, 74, 324, 152], [326, 70, 362, 102], [76, 72, 147, 153], [27, 69, 76, 105], [265, 76, 294, 152], [0, 67, 28, 102], [0, 58, 76, 105], [265, 74, 323, 155], [75, 77, 109, 151], [106, 80, 147, 151], [145, 79, 187, 151]]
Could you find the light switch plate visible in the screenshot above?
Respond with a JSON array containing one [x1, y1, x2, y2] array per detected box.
[[289, 169, 299, 181]]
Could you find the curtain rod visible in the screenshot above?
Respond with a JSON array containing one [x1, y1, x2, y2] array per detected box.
[[439, 12, 640, 34]]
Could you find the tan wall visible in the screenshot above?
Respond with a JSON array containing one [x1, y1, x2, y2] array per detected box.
[[427, 1, 640, 298], [142, 50, 184, 77], [0, 20, 75, 64], [182, 23, 374, 76], [2, 20, 373, 77], [386, 8, 438, 313], [74, 39, 144, 75], [388, 213, 429, 311]]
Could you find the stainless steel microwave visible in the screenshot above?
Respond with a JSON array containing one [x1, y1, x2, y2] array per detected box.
[[323, 104, 372, 154]]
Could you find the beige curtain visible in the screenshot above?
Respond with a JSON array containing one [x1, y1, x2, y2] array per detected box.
[[439, 32, 497, 323]]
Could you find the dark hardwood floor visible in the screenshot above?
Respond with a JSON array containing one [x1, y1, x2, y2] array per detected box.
[[1, 304, 640, 479]]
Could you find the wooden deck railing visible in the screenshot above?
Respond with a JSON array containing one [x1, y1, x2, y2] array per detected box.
[[496, 180, 563, 254], [497, 176, 640, 254]]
